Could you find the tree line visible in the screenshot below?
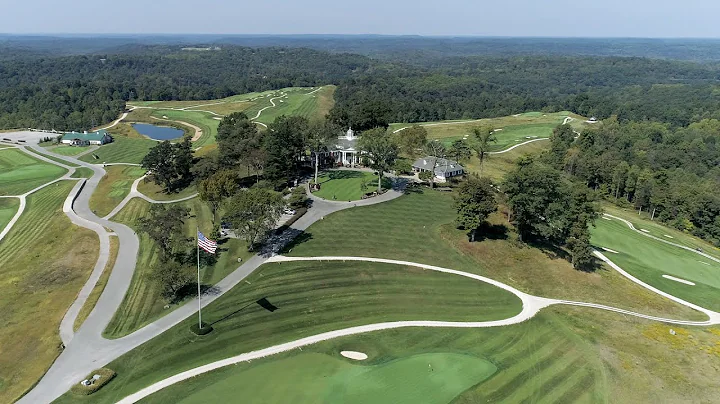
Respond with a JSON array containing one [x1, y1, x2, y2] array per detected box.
[[546, 119, 720, 246], [5, 45, 720, 131]]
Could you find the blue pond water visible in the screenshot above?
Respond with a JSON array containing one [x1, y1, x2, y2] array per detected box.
[[132, 123, 184, 140]]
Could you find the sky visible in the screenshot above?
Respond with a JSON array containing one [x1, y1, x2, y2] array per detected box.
[[3, 0, 720, 37]]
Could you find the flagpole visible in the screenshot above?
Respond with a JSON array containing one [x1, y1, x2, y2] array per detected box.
[[197, 226, 202, 329]]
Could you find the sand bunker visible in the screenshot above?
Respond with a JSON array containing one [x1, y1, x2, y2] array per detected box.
[[664, 235, 674, 239], [662, 274, 695, 286], [341, 351, 368, 360], [602, 247, 619, 254]]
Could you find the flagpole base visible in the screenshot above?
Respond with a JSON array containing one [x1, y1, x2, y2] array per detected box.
[[190, 322, 214, 336]]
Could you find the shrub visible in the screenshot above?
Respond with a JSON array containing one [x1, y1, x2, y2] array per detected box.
[[70, 368, 116, 396]]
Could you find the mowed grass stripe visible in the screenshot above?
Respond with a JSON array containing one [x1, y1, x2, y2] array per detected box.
[[499, 350, 585, 403], [528, 358, 591, 404], [0, 181, 99, 403], [79, 136, 156, 164], [480, 343, 573, 402], [0, 148, 67, 196], [0, 182, 71, 264]]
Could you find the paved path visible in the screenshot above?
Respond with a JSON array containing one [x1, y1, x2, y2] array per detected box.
[[17, 152, 408, 404], [251, 93, 286, 121], [0, 146, 76, 242], [104, 175, 199, 220], [116, 253, 720, 403], [15, 130, 720, 403], [487, 138, 550, 155]]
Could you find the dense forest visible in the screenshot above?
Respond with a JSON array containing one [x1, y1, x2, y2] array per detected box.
[[3, 43, 720, 131], [546, 120, 720, 246], [3, 43, 720, 130], [0, 47, 368, 130]]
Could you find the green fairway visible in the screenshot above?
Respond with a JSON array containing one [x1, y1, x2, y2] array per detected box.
[[78, 136, 157, 164], [57, 259, 520, 403], [389, 111, 589, 151], [603, 204, 720, 261], [51, 145, 91, 156], [89, 165, 146, 217], [124, 86, 336, 153], [591, 216, 720, 311], [0, 148, 67, 195], [0, 182, 98, 403], [146, 352, 496, 404], [0, 197, 20, 232], [104, 197, 251, 337], [312, 170, 390, 201]]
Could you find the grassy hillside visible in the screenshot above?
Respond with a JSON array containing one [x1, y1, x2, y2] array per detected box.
[[104, 197, 251, 338], [389, 111, 589, 151], [0, 182, 98, 403], [89, 166, 146, 217]]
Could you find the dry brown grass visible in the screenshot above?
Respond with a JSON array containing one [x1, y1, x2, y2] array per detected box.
[[0, 182, 99, 403], [553, 306, 720, 403]]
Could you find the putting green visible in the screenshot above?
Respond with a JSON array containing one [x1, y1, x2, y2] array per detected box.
[[312, 170, 391, 201], [591, 217, 720, 311], [150, 352, 496, 404], [0, 148, 67, 196]]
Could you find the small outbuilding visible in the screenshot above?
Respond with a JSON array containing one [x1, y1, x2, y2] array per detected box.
[[61, 130, 113, 146], [412, 157, 465, 182]]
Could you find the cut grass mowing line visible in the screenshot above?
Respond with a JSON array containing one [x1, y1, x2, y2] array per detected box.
[[0, 182, 98, 404], [0, 148, 68, 196], [59, 261, 521, 404], [78, 136, 157, 165]]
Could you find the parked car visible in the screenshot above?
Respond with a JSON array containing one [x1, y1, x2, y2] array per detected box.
[[284, 208, 296, 215]]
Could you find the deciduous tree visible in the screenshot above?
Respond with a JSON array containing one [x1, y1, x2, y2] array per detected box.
[[224, 187, 285, 250], [357, 127, 398, 192], [455, 176, 498, 242]]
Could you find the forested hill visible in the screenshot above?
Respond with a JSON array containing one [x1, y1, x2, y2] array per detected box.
[[0, 47, 369, 130], [547, 119, 720, 246], [3, 44, 720, 131]]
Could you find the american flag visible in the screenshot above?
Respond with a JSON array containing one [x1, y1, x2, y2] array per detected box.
[[198, 231, 217, 254]]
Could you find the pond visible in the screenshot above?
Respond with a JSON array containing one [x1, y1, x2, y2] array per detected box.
[[132, 123, 184, 140]]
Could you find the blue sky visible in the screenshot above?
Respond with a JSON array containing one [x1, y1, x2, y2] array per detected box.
[[4, 0, 720, 37]]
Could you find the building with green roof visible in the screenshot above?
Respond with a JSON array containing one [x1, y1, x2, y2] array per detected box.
[[61, 130, 113, 146]]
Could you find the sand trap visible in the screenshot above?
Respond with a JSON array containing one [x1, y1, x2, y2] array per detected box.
[[664, 235, 674, 239], [341, 351, 368, 360], [213, 117, 222, 120], [641, 229, 650, 233], [662, 275, 695, 286], [602, 247, 619, 254]]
